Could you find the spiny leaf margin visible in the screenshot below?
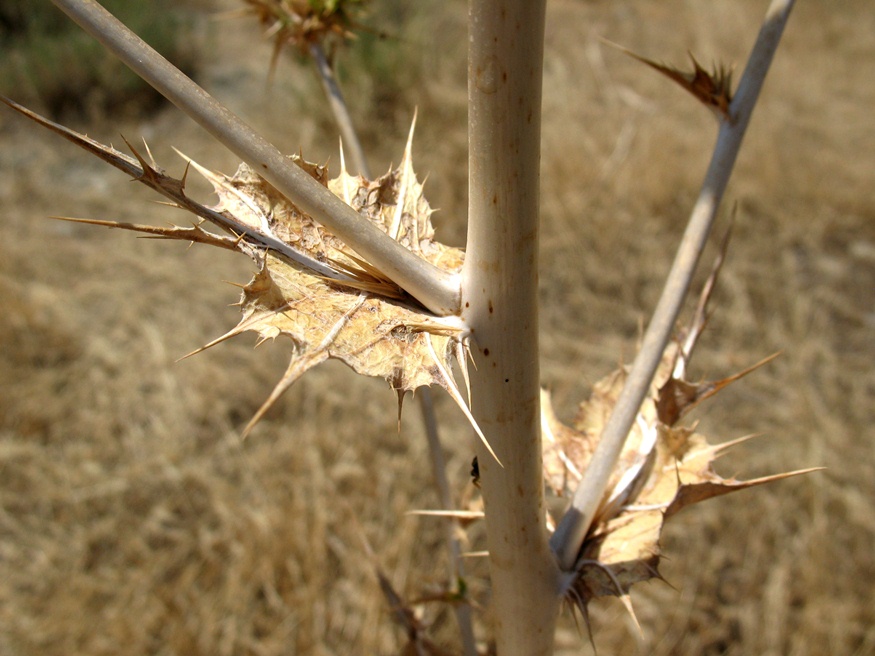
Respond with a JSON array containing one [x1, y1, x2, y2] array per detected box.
[[1, 97, 492, 456]]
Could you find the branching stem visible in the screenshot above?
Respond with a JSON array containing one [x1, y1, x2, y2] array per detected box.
[[50, 0, 460, 316], [551, 0, 796, 570]]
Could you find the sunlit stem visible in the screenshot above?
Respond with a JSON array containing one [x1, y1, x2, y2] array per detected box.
[[551, 0, 797, 571], [462, 0, 559, 654], [50, 0, 460, 316]]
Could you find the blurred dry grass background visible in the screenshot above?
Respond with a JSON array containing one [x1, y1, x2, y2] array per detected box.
[[1, 0, 873, 654]]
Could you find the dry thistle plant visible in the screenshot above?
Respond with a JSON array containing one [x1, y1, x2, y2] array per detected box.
[[1, 0, 818, 653]]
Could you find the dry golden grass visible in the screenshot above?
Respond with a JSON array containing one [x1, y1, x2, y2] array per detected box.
[[1, 0, 873, 654]]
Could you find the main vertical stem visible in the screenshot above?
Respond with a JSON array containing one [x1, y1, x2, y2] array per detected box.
[[463, 1, 558, 653]]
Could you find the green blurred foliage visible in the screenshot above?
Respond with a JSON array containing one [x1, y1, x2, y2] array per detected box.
[[0, 0, 204, 120], [331, 0, 462, 128]]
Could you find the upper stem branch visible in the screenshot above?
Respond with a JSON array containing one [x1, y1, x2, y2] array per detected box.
[[50, 0, 459, 316], [551, 0, 796, 570]]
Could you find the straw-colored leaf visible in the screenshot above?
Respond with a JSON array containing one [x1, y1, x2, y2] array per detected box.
[[180, 149, 475, 440], [546, 346, 818, 613], [542, 248, 818, 613], [1, 97, 484, 451]]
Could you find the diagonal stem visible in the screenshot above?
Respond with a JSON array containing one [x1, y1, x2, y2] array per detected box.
[[551, 0, 796, 571], [50, 0, 459, 316]]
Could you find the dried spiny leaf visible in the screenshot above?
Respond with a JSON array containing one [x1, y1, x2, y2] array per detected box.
[[656, 352, 780, 426], [48, 216, 243, 252], [237, 0, 369, 72], [548, 360, 815, 618], [540, 251, 816, 619], [182, 138, 480, 449], [567, 425, 817, 605], [0, 96, 327, 273], [4, 97, 485, 454], [608, 42, 734, 118], [376, 567, 455, 656]]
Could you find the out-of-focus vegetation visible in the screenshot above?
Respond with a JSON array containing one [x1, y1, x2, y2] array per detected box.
[[0, 0, 204, 119]]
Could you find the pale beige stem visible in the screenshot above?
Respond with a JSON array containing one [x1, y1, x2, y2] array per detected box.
[[462, 1, 559, 654], [551, 0, 797, 570], [304, 41, 474, 647], [50, 0, 459, 316], [309, 42, 370, 178]]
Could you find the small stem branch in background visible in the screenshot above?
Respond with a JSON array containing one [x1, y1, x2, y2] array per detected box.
[[551, 0, 796, 571], [306, 31, 474, 649], [50, 0, 459, 316], [419, 394, 478, 656], [309, 42, 371, 178], [305, 20, 472, 651]]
